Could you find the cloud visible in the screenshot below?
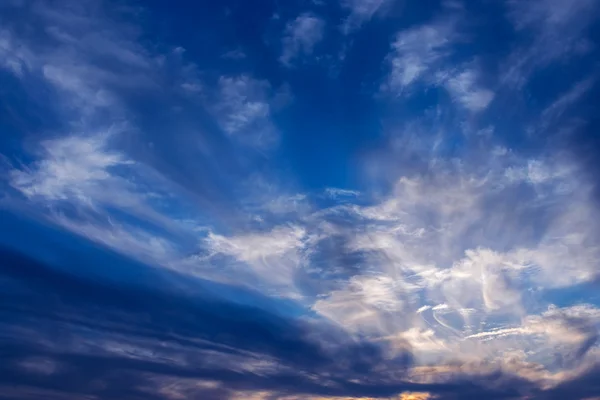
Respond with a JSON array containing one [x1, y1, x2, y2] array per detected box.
[[325, 188, 361, 198], [385, 17, 457, 93], [52, 214, 178, 266], [303, 148, 600, 384], [0, 29, 32, 76], [42, 64, 120, 113], [203, 225, 307, 295], [0, 248, 436, 400], [280, 13, 325, 66], [440, 68, 495, 112], [213, 75, 279, 147], [0, 1, 204, 273], [5, 129, 191, 241], [508, 0, 596, 34], [341, 0, 392, 33], [2, 0, 288, 294], [313, 274, 409, 335], [222, 48, 247, 60], [540, 77, 595, 127], [398, 393, 435, 400], [503, 0, 599, 87], [0, 0, 160, 122], [465, 304, 600, 368], [5, 131, 186, 266], [1, 0, 600, 398], [9, 132, 130, 203], [180, 81, 202, 93], [10, 117, 587, 391], [1, 240, 555, 398]]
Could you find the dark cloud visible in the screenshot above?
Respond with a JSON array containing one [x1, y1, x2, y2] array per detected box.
[[537, 364, 600, 399], [2, 246, 573, 399], [0, 247, 416, 398]]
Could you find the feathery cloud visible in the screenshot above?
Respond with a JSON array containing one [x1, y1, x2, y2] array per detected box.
[[385, 17, 457, 93], [342, 0, 392, 33], [280, 13, 325, 66]]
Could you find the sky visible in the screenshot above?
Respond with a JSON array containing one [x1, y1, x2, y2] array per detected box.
[[1, 0, 600, 399]]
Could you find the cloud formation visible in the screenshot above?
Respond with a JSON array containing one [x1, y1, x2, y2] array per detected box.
[[214, 75, 278, 146], [342, 0, 393, 32], [281, 13, 325, 66], [1, 0, 600, 399], [385, 16, 457, 92]]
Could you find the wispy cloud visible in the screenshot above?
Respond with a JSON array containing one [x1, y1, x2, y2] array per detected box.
[[305, 149, 600, 381], [541, 77, 595, 124], [0, 29, 32, 76], [10, 132, 130, 203], [341, 0, 392, 33], [325, 187, 361, 198], [1, 0, 600, 398], [503, 0, 599, 87], [54, 213, 178, 265], [385, 17, 457, 93], [213, 75, 279, 147], [203, 225, 307, 296], [441, 68, 495, 112], [0, 0, 212, 266], [0, 1, 159, 120], [222, 48, 247, 60], [280, 13, 325, 66], [5, 130, 192, 265]]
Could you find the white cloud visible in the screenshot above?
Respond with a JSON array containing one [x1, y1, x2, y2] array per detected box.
[[396, 327, 449, 355], [305, 147, 600, 379], [280, 13, 325, 66], [431, 303, 450, 311], [313, 272, 423, 336], [508, 0, 596, 33], [324, 187, 360, 198], [53, 213, 177, 265], [341, 0, 392, 33], [386, 18, 457, 93], [214, 75, 278, 147], [203, 225, 307, 296], [503, 0, 598, 87], [0, 29, 32, 76], [0, 1, 209, 272], [1, 1, 292, 291], [222, 48, 247, 60], [435, 248, 524, 313], [217, 78, 265, 130], [262, 194, 308, 215], [465, 304, 600, 365], [180, 81, 202, 93], [7, 112, 231, 269], [206, 225, 306, 263], [6, 130, 198, 264], [312, 289, 387, 335], [43, 64, 120, 114], [442, 69, 495, 112], [417, 305, 432, 314], [350, 275, 405, 311], [0, 0, 183, 152], [10, 132, 131, 204], [540, 77, 595, 129]]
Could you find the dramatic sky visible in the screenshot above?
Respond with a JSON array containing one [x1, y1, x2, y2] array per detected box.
[[1, 0, 600, 399]]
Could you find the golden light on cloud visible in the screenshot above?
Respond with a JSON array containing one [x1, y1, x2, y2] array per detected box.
[[396, 392, 433, 400]]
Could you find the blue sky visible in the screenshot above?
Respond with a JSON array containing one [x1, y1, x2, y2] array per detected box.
[[1, 0, 600, 399]]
